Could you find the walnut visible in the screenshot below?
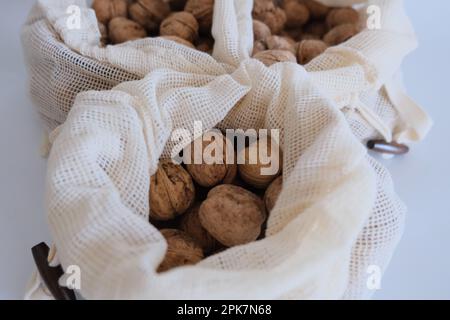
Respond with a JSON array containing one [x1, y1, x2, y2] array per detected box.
[[296, 39, 328, 64], [238, 135, 283, 188], [149, 159, 195, 221], [108, 17, 147, 44], [160, 35, 196, 48], [252, 40, 268, 56], [282, 0, 310, 28], [265, 35, 296, 54], [253, 20, 271, 41], [264, 175, 282, 212], [253, 0, 287, 34], [185, 131, 237, 188], [157, 229, 204, 272], [184, 0, 214, 34], [92, 0, 128, 25], [300, 0, 330, 19], [326, 7, 359, 29], [160, 12, 199, 42], [254, 49, 297, 66], [323, 23, 359, 46], [199, 185, 267, 246], [180, 204, 217, 254], [129, 0, 171, 33]]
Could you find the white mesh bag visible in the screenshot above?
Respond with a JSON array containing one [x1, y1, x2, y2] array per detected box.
[[23, 0, 432, 299]]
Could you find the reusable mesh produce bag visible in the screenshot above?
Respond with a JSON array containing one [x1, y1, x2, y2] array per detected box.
[[23, 0, 432, 299]]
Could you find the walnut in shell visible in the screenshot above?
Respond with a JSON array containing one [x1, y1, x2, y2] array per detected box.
[[199, 185, 267, 247], [157, 229, 204, 272], [326, 7, 359, 29], [149, 159, 195, 221], [323, 23, 359, 46], [296, 39, 328, 64], [253, 19, 272, 41], [185, 131, 237, 188], [160, 12, 199, 42], [184, 0, 214, 34], [238, 135, 282, 188], [254, 49, 297, 66], [92, 0, 128, 25], [282, 0, 310, 28], [129, 0, 171, 33], [180, 204, 217, 254], [108, 17, 148, 44], [264, 175, 283, 212]]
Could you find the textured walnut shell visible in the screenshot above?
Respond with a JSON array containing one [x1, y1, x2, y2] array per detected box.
[[180, 204, 217, 254], [296, 39, 328, 64], [108, 17, 147, 44], [264, 175, 283, 212], [253, 0, 287, 34], [199, 185, 267, 247], [238, 136, 283, 188], [160, 12, 199, 42], [323, 23, 359, 46], [265, 35, 296, 54], [301, 0, 330, 19], [326, 7, 359, 29], [149, 160, 195, 221], [157, 229, 204, 272], [283, 0, 310, 28], [254, 49, 296, 66], [253, 20, 271, 41], [185, 132, 237, 188], [184, 0, 214, 34], [160, 35, 196, 48], [304, 21, 328, 38], [92, 0, 128, 25], [129, 0, 171, 33]]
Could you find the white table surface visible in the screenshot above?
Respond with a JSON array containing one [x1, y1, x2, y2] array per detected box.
[[1, 0, 449, 300]]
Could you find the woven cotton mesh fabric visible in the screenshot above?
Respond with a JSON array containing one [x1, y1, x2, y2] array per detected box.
[[23, 0, 417, 299]]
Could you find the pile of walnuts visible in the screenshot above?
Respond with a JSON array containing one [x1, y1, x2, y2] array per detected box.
[[92, 0, 361, 65], [149, 131, 283, 272]]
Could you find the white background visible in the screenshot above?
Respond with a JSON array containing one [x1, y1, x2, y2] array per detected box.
[[0, 0, 449, 299]]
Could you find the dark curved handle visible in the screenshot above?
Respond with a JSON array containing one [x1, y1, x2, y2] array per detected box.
[[367, 140, 410, 155], [31, 242, 77, 300]]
